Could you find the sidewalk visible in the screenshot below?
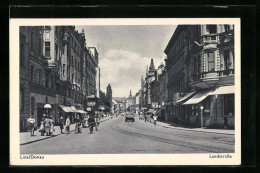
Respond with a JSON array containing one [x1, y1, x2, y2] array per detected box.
[[146, 119, 234, 135], [20, 117, 111, 145]]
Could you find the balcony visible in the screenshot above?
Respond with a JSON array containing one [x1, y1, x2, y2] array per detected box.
[[219, 31, 234, 46], [189, 70, 234, 89], [46, 60, 60, 70], [201, 34, 219, 50]]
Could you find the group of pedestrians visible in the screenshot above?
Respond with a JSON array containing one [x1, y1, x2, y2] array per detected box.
[[27, 113, 102, 137], [143, 113, 158, 126], [58, 114, 101, 135], [28, 114, 55, 137], [39, 114, 55, 136]]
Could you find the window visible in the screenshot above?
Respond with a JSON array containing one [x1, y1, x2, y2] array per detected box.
[[206, 25, 217, 34], [20, 88, 24, 111], [31, 65, 34, 82], [30, 31, 34, 51], [72, 56, 74, 67], [39, 70, 41, 85], [78, 62, 80, 71], [72, 74, 74, 83], [39, 38, 41, 56], [20, 42, 25, 67], [224, 94, 234, 116], [55, 44, 58, 60], [45, 41, 50, 57], [45, 73, 49, 88], [224, 25, 230, 32], [207, 52, 215, 72], [63, 64, 65, 76], [67, 65, 70, 80], [224, 50, 229, 71], [198, 55, 201, 74]]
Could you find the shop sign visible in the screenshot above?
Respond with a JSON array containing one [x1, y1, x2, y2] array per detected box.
[[151, 102, 159, 108], [87, 102, 96, 106]]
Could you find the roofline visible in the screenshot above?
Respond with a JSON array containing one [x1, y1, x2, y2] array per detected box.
[[164, 25, 188, 55]]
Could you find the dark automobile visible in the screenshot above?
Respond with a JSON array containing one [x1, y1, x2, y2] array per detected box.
[[125, 113, 135, 122]]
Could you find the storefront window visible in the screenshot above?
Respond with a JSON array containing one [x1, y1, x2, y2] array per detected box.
[[224, 94, 234, 116]]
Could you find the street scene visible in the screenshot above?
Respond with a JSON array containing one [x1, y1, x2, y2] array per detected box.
[[19, 24, 235, 154], [21, 114, 234, 154]]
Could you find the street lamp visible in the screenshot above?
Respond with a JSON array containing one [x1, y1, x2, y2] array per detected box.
[[200, 105, 204, 129]]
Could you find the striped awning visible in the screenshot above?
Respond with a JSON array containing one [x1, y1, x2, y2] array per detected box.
[[59, 105, 73, 113], [208, 85, 235, 95], [176, 91, 197, 103], [183, 89, 213, 105]]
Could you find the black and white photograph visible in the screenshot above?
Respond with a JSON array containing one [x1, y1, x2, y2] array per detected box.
[[10, 18, 241, 165]]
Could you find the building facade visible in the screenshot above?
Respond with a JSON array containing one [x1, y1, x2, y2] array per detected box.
[[125, 90, 135, 112], [164, 25, 235, 128], [19, 26, 100, 131]]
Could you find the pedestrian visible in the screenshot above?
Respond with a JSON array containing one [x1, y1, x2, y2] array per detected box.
[[50, 116, 55, 136], [59, 117, 64, 134], [75, 115, 81, 134], [65, 116, 70, 135], [223, 115, 228, 129], [196, 113, 200, 128], [27, 115, 35, 137], [44, 116, 51, 136], [88, 115, 96, 134], [95, 113, 100, 131], [39, 117, 45, 136], [78, 116, 82, 133], [144, 114, 147, 123], [153, 114, 158, 126]]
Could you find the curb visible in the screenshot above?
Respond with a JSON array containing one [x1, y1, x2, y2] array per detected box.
[[20, 127, 76, 146], [20, 134, 61, 146], [146, 120, 234, 135]]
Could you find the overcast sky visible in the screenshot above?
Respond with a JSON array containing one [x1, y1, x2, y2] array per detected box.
[[75, 25, 177, 97]]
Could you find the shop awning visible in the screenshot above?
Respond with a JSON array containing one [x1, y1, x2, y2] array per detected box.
[[77, 110, 87, 114], [71, 106, 77, 112], [66, 106, 75, 113], [156, 109, 161, 115], [176, 91, 197, 103], [146, 109, 157, 114], [183, 89, 213, 105], [59, 105, 72, 113], [208, 85, 235, 95]]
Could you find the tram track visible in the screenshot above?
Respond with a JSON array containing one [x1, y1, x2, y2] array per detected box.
[[126, 120, 234, 146], [110, 117, 234, 153]]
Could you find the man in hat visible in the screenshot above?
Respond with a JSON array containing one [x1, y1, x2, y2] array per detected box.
[[59, 117, 64, 134]]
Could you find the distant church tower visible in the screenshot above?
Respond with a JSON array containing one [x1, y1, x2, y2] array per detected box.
[[129, 90, 132, 97]]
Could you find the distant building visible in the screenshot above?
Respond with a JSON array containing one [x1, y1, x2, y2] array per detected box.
[[113, 97, 126, 112], [126, 90, 135, 112], [106, 84, 113, 112]]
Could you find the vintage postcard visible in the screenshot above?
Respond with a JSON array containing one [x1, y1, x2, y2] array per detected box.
[[10, 18, 241, 165]]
